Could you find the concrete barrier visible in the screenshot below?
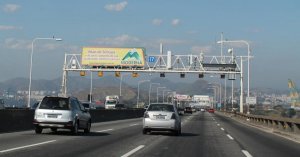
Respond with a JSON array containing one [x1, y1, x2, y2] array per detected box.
[[217, 110, 300, 135], [0, 109, 145, 133]]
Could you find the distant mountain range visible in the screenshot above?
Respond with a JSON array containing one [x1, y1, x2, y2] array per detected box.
[[0, 76, 289, 99]]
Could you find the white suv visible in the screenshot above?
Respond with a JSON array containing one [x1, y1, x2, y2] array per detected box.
[[33, 96, 91, 135]]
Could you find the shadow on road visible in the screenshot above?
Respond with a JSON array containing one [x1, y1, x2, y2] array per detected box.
[[22, 130, 110, 137], [147, 131, 199, 137]]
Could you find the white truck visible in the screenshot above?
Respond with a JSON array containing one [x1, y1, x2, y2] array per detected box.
[[105, 95, 123, 109]]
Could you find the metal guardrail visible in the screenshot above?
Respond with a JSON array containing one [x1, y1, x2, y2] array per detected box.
[[218, 111, 300, 134]]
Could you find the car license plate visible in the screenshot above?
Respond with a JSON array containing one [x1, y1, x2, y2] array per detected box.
[[155, 115, 165, 119], [48, 115, 57, 118]]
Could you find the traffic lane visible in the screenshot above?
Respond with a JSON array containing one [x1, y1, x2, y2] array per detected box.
[[0, 112, 193, 156], [133, 111, 244, 157], [214, 113, 300, 157], [0, 113, 192, 156], [0, 118, 143, 151]]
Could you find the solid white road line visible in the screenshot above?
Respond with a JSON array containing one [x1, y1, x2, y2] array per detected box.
[[217, 124, 220, 126], [221, 128, 225, 131], [242, 150, 253, 157], [121, 145, 145, 157], [0, 140, 56, 153], [227, 134, 234, 140], [130, 124, 138, 126], [97, 129, 114, 132]]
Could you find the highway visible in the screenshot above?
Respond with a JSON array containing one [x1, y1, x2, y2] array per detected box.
[[0, 111, 300, 157]]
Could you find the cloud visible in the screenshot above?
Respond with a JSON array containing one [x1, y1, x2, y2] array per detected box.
[[104, 1, 128, 11], [152, 19, 162, 26], [5, 38, 15, 44], [3, 4, 21, 12], [90, 35, 139, 46], [245, 28, 263, 33], [2, 38, 31, 50], [187, 31, 198, 34], [191, 46, 214, 53], [1, 38, 80, 53], [0, 25, 23, 30], [142, 38, 195, 48], [172, 19, 180, 25]]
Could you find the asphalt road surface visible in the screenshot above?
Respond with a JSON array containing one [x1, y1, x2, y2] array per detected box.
[[0, 111, 299, 157]]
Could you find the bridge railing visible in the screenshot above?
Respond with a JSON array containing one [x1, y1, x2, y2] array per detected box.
[[217, 111, 300, 134]]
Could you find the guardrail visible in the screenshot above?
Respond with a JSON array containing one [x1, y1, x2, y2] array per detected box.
[[218, 111, 300, 134], [0, 109, 145, 133]]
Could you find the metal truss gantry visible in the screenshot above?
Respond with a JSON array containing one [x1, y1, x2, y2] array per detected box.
[[61, 48, 252, 112]]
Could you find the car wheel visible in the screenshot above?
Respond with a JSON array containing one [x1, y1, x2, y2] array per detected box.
[[84, 121, 91, 133], [71, 121, 78, 135], [35, 127, 43, 134], [51, 128, 57, 132], [143, 129, 147, 135]]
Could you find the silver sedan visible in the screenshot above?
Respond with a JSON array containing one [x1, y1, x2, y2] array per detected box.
[[143, 103, 181, 136]]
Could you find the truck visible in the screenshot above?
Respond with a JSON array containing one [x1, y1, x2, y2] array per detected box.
[[105, 95, 123, 109]]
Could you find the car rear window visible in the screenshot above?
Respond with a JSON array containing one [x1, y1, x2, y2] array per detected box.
[[39, 97, 69, 110], [185, 107, 191, 109], [148, 104, 175, 112]]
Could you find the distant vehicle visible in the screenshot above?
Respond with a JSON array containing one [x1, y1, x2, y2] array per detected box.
[[209, 109, 214, 113], [177, 107, 184, 115], [0, 98, 4, 109], [31, 102, 40, 109], [82, 102, 93, 111], [105, 95, 123, 109], [201, 108, 205, 112], [33, 96, 91, 135], [191, 107, 196, 112], [143, 103, 181, 136], [115, 104, 126, 110], [184, 107, 192, 114]]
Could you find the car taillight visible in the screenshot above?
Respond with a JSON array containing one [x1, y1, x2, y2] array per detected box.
[[184, 109, 186, 111], [144, 112, 149, 118], [171, 113, 176, 119], [67, 121, 73, 126]]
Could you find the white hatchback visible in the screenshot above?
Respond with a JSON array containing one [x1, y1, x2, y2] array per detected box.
[[143, 103, 181, 135]]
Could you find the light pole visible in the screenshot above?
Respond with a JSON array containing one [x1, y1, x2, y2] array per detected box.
[[149, 83, 160, 105], [120, 73, 131, 96], [208, 88, 217, 109], [157, 87, 166, 103], [209, 86, 219, 109], [209, 82, 221, 104], [27, 38, 62, 108], [163, 90, 170, 103], [137, 80, 150, 108], [90, 72, 92, 103], [210, 76, 226, 111], [218, 40, 250, 114], [228, 48, 235, 111]]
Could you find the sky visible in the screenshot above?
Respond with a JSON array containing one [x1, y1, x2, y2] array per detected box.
[[0, 0, 299, 91]]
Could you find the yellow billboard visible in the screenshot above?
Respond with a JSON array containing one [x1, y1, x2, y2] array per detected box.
[[81, 47, 145, 66]]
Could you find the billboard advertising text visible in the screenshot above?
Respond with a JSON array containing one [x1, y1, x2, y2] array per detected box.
[[81, 47, 145, 66]]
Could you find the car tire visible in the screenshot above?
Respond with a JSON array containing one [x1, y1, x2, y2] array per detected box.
[[84, 121, 91, 133], [71, 121, 78, 135], [142, 129, 147, 135], [51, 128, 57, 132], [35, 127, 43, 134]]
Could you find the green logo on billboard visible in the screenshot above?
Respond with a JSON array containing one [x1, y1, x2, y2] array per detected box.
[[122, 48, 142, 61]]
